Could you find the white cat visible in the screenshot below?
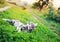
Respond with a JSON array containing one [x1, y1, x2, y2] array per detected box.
[[3, 18, 37, 32]]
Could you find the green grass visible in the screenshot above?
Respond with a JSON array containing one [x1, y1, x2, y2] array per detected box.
[[0, 5, 60, 42], [30, 8, 60, 36]]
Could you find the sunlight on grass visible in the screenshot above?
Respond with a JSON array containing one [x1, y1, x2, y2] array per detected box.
[[0, 4, 60, 42]]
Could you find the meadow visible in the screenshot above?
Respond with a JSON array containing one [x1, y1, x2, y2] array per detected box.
[[0, 4, 60, 42]]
